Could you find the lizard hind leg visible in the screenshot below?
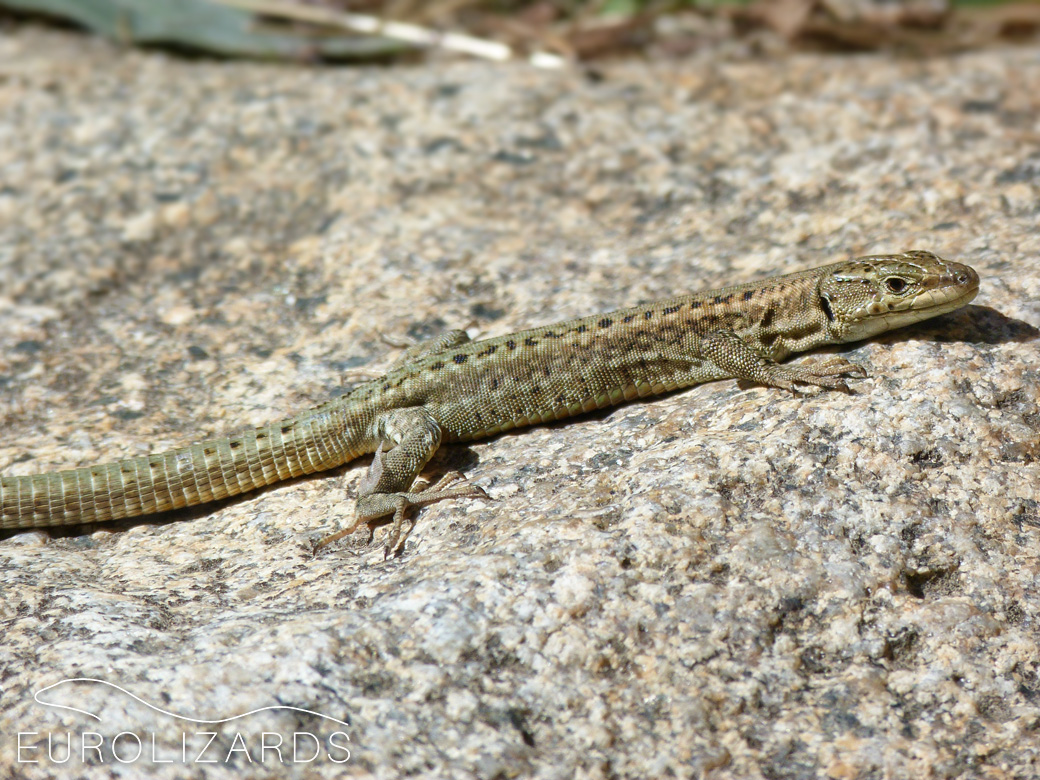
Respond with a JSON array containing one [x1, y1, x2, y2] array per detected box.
[[317, 407, 487, 557], [386, 329, 472, 371]]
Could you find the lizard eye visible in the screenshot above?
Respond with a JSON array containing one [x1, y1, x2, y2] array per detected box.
[[884, 277, 908, 294]]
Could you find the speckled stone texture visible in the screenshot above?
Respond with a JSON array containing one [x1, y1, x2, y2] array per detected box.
[[1, 26, 1038, 779]]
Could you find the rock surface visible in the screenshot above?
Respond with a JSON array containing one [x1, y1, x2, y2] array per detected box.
[[1, 26, 1038, 779]]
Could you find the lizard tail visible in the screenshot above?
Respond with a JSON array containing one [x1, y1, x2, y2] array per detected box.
[[0, 404, 363, 529]]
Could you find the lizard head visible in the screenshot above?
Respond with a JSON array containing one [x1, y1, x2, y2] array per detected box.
[[818, 250, 979, 343]]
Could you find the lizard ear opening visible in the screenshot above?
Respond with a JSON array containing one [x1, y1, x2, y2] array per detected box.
[[819, 294, 835, 322]]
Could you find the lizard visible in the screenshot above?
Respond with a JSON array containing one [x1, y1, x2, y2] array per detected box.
[[0, 250, 979, 556]]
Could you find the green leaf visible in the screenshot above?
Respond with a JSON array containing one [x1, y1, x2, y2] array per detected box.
[[0, 0, 407, 59]]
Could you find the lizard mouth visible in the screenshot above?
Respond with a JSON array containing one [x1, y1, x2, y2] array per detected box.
[[916, 259, 977, 306], [906, 260, 979, 314]]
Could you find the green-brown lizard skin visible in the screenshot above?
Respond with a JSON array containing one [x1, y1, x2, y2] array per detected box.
[[0, 250, 979, 555]]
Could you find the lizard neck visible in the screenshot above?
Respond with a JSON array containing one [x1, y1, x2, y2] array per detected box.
[[695, 266, 836, 362]]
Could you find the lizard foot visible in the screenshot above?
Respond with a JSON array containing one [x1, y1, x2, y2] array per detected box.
[[788, 355, 868, 391], [764, 355, 868, 392], [381, 473, 489, 558], [315, 472, 489, 556]]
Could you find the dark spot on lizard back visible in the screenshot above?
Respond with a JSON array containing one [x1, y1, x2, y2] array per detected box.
[[256, 432, 267, 440], [599, 318, 613, 328], [690, 301, 702, 310], [663, 305, 681, 315], [576, 325, 587, 333], [453, 354, 468, 364], [430, 361, 445, 370], [644, 311, 654, 319], [623, 314, 636, 323], [506, 340, 517, 350], [525, 337, 539, 347], [229, 440, 242, 450], [742, 291, 754, 302], [477, 346, 498, 357], [281, 424, 294, 434]]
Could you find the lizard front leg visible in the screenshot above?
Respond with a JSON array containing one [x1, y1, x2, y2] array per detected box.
[[698, 330, 867, 391], [318, 407, 487, 557]]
